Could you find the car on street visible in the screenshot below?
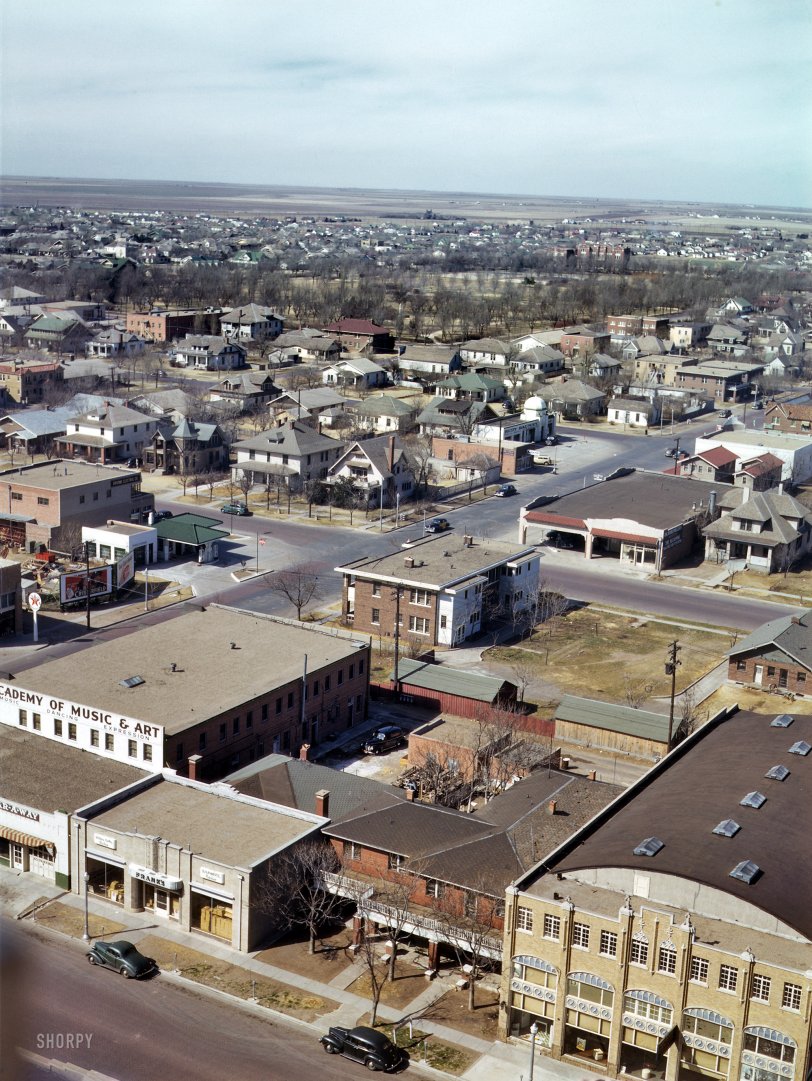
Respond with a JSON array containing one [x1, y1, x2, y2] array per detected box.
[[425, 517, 450, 533], [220, 502, 251, 516], [495, 484, 517, 497], [152, 509, 173, 522], [664, 447, 688, 458], [362, 725, 406, 755], [320, 1025, 402, 1071], [545, 435, 558, 446], [718, 408, 732, 418], [87, 940, 157, 979]]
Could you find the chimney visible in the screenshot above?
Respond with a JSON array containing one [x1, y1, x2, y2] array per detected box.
[[315, 789, 330, 817], [587, 769, 597, 781], [187, 754, 202, 781], [741, 486, 750, 502], [547, 799, 557, 815], [405, 786, 416, 802], [404, 555, 414, 568], [708, 490, 717, 516], [388, 434, 396, 472], [299, 742, 310, 761]]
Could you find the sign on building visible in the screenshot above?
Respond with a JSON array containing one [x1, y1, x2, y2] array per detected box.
[[116, 552, 135, 588]]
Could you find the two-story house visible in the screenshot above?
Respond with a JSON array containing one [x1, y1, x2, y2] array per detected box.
[[219, 303, 283, 343], [703, 488, 812, 573], [232, 421, 345, 492], [326, 435, 414, 508], [56, 404, 159, 465], [172, 335, 247, 371], [143, 418, 229, 476]]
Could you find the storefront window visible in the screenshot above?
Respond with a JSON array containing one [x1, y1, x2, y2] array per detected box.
[[86, 856, 125, 905], [682, 1009, 733, 1078], [565, 972, 614, 1059], [510, 955, 558, 1043], [191, 889, 233, 942], [741, 1027, 796, 1081]]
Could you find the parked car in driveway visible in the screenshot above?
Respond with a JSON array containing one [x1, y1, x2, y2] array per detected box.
[[220, 502, 251, 516], [363, 725, 406, 755], [495, 484, 517, 497], [320, 1026, 402, 1071], [87, 940, 157, 979], [425, 517, 450, 533]]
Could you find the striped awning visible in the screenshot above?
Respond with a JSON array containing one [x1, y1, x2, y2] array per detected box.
[[0, 825, 55, 854]]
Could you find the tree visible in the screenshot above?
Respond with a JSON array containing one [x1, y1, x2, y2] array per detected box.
[[402, 434, 435, 496], [236, 470, 253, 506], [461, 451, 498, 498], [253, 838, 345, 955], [361, 870, 421, 984], [430, 878, 503, 1011], [265, 562, 322, 620]]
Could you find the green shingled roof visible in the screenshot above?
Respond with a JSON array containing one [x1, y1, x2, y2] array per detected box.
[[392, 658, 512, 703]]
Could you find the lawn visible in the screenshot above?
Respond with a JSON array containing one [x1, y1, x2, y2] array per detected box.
[[489, 608, 730, 704]]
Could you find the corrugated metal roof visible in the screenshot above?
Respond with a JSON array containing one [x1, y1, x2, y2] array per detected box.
[[555, 694, 670, 742]]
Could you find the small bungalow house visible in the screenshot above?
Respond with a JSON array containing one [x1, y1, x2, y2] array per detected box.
[[349, 394, 418, 434], [726, 609, 812, 693], [322, 356, 388, 391]]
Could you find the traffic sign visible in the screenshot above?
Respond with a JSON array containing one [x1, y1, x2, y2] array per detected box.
[[28, 592, 42, 611]]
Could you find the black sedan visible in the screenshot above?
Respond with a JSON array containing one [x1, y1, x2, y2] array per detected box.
[[87, 939, 158, 979], [320, 1026, 402, 1071]]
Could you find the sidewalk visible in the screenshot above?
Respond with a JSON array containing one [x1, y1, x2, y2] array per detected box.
[[1, 867, 601, 1081]]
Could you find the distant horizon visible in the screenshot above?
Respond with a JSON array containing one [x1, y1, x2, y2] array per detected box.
[[2, 174, 810, 218]]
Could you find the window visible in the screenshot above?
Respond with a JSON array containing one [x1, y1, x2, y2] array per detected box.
[[572, 922, 590, 949], [782, 982, 802, 1011], [751, 974, 771, 1003], [219, 722, 227, 742], [37, 496, 49, 506], [199, 731, 207, 751], [287, 691, 294, 708], [233, 716, 240, 734], [90, 729, 99, 747], [409, 589, 430, 606], [599, 930, 617, 957], [324, 674, 331, 691], [408, 615, 430, 634], [358, 658, 364, 674], [736, 659, 747, 671], [105, 732, 114, 751], [371, 584, 381, 597], [658, 943, 677, 975], [543, 913, 560, 940], [275, 697, 282, 715], [719, 964, 738, 992], [387, 853, 406, 872], [425, 879, 445, 899], [127, 739, 137, 758], [337, 670, 343, 686], [67, 722, 77, 740], [630, 935, 649, 966], [690, 956, 709, 984], [143, 745, 152, 762], [261, 703, 268, 721], [246, 711, 253, 730], [743, 1030, 795, 1064], [32, 713, 41, 731], [18, 709, 26, 726], [349, 663, 354, 679], [312, 681, 319, 697], [346, 841, 360, 861], [516, 906, 533, 932], [10, 491, 21, 501], [371, 608, 380, 624]]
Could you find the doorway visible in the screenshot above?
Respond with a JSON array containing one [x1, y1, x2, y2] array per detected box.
[[754, 665, 764, 685]]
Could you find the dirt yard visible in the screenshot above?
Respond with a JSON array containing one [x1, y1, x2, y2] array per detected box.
[[348, 959, 435, 1011], [489, 608, 729, 704], [33, 900, 127, 941], [255, 925, 356, 982]]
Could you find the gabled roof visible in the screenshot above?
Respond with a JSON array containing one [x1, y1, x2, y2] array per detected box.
[[330, 434, 411, 480], [328, 356, 385, 375], [220, 303, 282, 324], [545, 378, 605, 403], [555, 695, 670, 743], [154, 512, 228, 545], [234, 420, 341, 457], [727, 610, 812, 669], [459, 337, 509, 354], [394, 658, 513, 703], [353, 394, 417, 418], [325, 318, 390, 336]]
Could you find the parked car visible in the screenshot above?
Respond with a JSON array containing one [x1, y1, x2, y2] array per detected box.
[[220, 502, 251, 516], [664, 447, 687, 458], [547, 530, 575, 549], [495, 484, 517, 497], [320, 1026, 402, 1072], [425, 517, 450, 533], [87, 940, 157, 979], [363, 725, 406, 755], [545, 435, 558, 446], [752, 398, 764, 409], [718, 408, 732, 418], [152, 509, 173, 522]]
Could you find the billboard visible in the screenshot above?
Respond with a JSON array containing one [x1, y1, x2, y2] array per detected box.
[[116, 552, 135, 588], [60, 566, 113, 605]]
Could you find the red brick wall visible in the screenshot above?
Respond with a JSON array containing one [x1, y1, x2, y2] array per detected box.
[[349, 578, 439, 645], [728, 655, 809, 693]]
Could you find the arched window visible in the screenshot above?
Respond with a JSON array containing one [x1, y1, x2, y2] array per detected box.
[[657, 939, 677, 975], [682, 1008, 734, 1078], [742, 1026, 796, 1081], [624, 989, 674, 1026]]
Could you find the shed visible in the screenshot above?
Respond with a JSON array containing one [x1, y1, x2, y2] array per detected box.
[[554, 694, 671, 761], [383, 658, 517, 718]]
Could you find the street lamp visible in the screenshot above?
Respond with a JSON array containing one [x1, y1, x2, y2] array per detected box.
[[529, 1021, 539, 1081], [82, 871, 90, 941]]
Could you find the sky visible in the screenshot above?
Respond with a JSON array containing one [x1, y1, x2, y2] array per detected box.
[[1, 0, 810, 208]]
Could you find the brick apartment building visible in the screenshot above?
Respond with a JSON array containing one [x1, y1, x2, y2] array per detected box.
[[337, 534, 540, 647], [0, 459, 151, 552], [0, 358, 64, 405], [125, 309, 221, 343], [606, 314, 643, 337], [431, 435, 534, 476]]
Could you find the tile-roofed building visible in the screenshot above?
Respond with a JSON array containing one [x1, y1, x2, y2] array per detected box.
[[733, 451, 783, 491], [501, 706, 812, 1072], [676, 444, 739, 482]]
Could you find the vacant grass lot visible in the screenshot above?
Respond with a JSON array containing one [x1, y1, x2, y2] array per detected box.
[[489, 608, 728, 703]]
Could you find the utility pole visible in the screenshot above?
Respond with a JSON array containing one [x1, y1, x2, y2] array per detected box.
[[666, 640, 682, 751], [393, 586, 402, 697]]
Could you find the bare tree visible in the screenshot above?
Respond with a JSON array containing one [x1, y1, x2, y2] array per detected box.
[[265, 562, 322, 620], [362, 871, 421, 984], [253, 838, 345, 955], [430, 880, 503, 1011], [461, 451, 498, 498], [352, 918, 389, 1026], [402, 434, 435, 496], [236, 470, 253, 506]]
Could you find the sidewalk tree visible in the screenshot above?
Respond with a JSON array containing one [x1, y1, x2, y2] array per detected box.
[[364, 870, 421, 983], [254, 838, 345, 955], [265, 562, 322, 620], [430, 878, 503, 1011]]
